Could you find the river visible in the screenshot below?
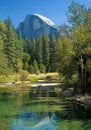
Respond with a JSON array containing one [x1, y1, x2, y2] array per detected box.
[[0, 86, 91, 130]]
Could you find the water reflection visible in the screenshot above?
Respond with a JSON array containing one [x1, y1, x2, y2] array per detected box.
[[0, 88, 91, 130], [12, 113, 57, 130]]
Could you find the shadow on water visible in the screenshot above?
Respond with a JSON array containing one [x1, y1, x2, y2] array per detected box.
[[0, 87, 91, 130]]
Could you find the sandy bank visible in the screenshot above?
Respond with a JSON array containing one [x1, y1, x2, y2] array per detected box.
[[31, 82, 61, 87], [0, 81, 61, 89]]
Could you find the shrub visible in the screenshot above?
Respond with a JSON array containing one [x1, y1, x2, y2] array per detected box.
[[20, 71, 28, 81], [54, 87, 62, 96]]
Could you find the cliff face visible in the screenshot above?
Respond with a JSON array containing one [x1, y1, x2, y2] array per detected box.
[[17, 14, 59, 38]]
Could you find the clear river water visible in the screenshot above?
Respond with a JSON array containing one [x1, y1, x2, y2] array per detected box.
[[0, 86, 91, 130]]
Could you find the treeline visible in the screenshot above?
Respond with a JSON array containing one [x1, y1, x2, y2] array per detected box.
[[0, 17, 58, 75], [56, 1, 91, 93], [23, 34, 57, 74]]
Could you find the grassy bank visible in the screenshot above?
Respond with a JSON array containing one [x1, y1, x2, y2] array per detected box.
[[0, 72, 60, 85]]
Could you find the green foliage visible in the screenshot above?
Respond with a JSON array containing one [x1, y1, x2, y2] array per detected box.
[[28, 64, 34, 74], [0, 75, 19, 84], [36, 36, 43, 65], [20, 71, 28, 81], [56, 36, 75, 79], [42, 35, 50, 72], [22, 52, 30, 70], [54, 87, 62, 96], [86, 60, 91, 72], [29, 38, 36, 63], [26, 76, 39, 82], [49, 34, 57, 72], [39, 63, 46, 73], [23, 37, 31, 54], [33, 60, 40, 75], [4, 17, 23, 73], [15, 59, 23, 73], [67, 1, 87, 28], [55, 1, 91, 93], [0, 1, 91, 96], [4, 18, 16, 69], [0, 22, 9, 75], [23, 34, 58, 74], [0, 18, 58, 75]]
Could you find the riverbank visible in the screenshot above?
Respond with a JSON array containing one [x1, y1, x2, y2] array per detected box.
[[0, 72, 61, 93], [63, 93, 91, 108], [0, 81, 61, 89], [0, 72, 60, 86], [1, 73, 91, 108]]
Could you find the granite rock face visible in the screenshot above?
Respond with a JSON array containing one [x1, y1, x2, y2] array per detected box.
[[17, 14, 59, 38]]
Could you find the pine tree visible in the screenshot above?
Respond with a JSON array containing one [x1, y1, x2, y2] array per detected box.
[[4, 18, 24, 72], [0, 21, 12, 74], [30, 38, 36, 63], [0, 35, 8, 74], [24, 37, 31, 54], [4, 17, 18, 71], [39, 63, 46, 73], [33, 59, 40, 74], [42, 34, 50, 72], [36, 36, 43, 66], [22, 52, 30, 70], [49, 34, 56, 72], [28, 64, 34, 74], [15, 32, 23, 72]]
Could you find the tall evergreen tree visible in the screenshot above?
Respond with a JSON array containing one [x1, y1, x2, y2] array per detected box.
[[30, 38, 36, 63], [49, 34, 56, 72], [42, 34, 50, 72], [33, 59, 40, 74], [4, 17, 23, 72], [36, 36, 43, 66], [0, 35, 8, 74], [22, 52, 30, 71], [15, 32, 23, 72], [4, 17, 17, 71], [24, 37, 31, 54]]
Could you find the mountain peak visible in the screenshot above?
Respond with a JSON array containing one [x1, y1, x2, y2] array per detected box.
[[34, 14, 55, 26], [17, 14, 59, 38]]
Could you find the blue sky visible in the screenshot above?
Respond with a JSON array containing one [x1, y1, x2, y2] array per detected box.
[[0, 0, 91, 27]]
